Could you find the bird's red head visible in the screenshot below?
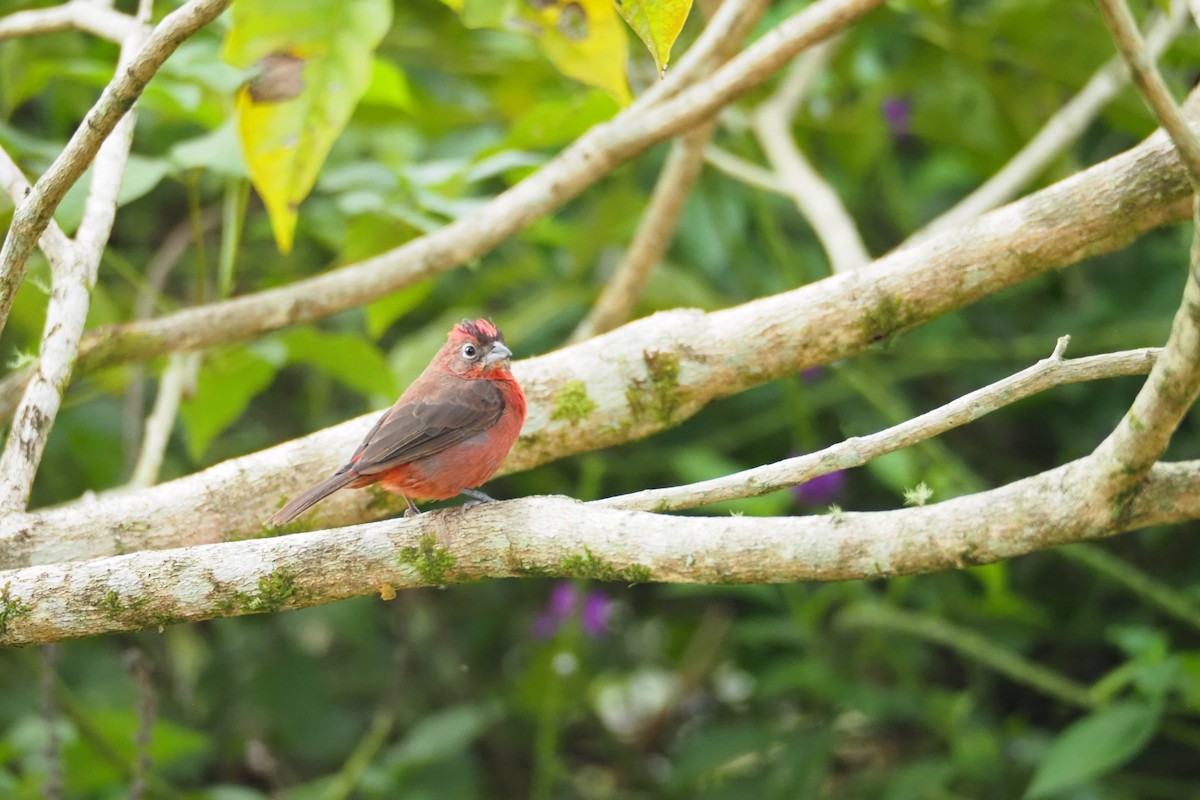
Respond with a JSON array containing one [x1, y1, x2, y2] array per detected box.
[[439, 318, 515, 379]]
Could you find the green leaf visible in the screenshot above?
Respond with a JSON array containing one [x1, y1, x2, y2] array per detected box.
[[365, 283, 436, 339], [222, 0, 393, 252], [168, 121, 248, 177], [615, 0, 693, 74], [1025, 701, 1161, 798], [282, 326, 398, 398], [360, 57, 413, 111], [180, 347, 277, 460], [385, 705, 499, 772]]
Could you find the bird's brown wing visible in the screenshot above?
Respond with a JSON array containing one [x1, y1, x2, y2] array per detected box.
[[348, 379, 505, 475]]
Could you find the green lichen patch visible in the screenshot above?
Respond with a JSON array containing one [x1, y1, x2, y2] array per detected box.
[[860, 293, 915, 345], [100, 590, 126, 619], [558, 548, 651, 584], [0, 582, 32, 635], [398, 534, 459, 588], [626, 350, 684, 425], [551, 380, 597, 425], [217, 569, 299, 615]]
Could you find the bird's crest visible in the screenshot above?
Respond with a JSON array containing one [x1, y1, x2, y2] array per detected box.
[[453, 318, 503, 344]]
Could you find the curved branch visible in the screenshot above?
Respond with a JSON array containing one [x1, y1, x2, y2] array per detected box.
[[0, 121, 1192, 569], [3, 458, 1200, 646], [600, 342, 1161, 513], [0, 0, 887, 408], [752, 38, 870, 272], [0, 0, 233, 338], [1090, 0, 1200, 501]]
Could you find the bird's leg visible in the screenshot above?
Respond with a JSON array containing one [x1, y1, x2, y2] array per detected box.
[[402, 495, 422, 518], [459, 488, 496, 510]]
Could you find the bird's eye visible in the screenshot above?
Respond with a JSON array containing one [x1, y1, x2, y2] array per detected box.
[[461, 343, 478, 360]]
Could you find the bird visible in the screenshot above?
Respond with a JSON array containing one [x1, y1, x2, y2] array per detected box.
[[267, 319, 526, 526]]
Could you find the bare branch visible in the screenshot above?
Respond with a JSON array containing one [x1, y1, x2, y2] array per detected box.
[[0, 0, 137, 44], [917, 1, 1187, 239], [1089, 0, 1200, 502], [600, 343, 1161, 513], [0, 121, 1192, 568], [0, 146, 74, 275], [0, 0, 233, 339], [128, 353, 199, 489], [4, 457, 1200, 645], [0, 0, 886, 400], [571, 120, 719, 342], [1095, 0, 1200, 184], [704, 145, 788, 193], [752, 39, 870, 273], [0, 22, 149, 513]]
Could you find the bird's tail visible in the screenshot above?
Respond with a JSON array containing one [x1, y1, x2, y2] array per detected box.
[[267, 469, 360, 526]]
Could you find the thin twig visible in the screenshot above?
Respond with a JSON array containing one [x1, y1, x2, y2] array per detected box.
[[0, 0, 233, 339], [39, 644, 62, 800], [1090, 0, 1200, 501], [0, 0, 137, 43], [752, 38, 870, 273], [916, 1, 1187, 239], [1094, 0, 1200, 184], [704, 145, 789, 193], [124, 648, 156, 800], [128, 353, 199, 489], [598, 341, 1160, 512], [571, 121, 718, 342]]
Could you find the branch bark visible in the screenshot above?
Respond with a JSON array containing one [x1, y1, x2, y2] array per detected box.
[[0, 123, 1191, 569], [4, 458, 1200, 646]]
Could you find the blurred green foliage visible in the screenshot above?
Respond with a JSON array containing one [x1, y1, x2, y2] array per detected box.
[[2, 0, 1200, 797]]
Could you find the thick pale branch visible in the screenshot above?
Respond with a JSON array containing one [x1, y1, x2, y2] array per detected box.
[[0, 0, 137, 44], [4, 459, 1200, 646], [0, 0, 887, 408], [600, 342, 1161, 513], [0, 24, 147, 514], [918, 2, 1186, 238], [0, 123, 1192, 569], [0, 0, 232, 339]]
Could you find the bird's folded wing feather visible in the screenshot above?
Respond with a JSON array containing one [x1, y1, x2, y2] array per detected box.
[[349, 380, 505, 474]]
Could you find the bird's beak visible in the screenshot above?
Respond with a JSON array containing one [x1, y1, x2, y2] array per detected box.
[[485, 343, 512, 365]]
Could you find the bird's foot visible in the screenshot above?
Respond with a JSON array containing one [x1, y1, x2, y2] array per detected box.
[[402, 496, 422, 518], [459, 488, 496, 511]]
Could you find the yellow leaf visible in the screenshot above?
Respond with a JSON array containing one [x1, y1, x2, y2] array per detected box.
[[517, 0, 631, 106], [223, 0, 393, 253], [615, 0, 693, 74]]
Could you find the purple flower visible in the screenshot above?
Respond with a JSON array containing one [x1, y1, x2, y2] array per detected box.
[[581, 593, 611, 636], [800, 367, 824, 383], [793, 469, 846, 507], [881, 96, 911, 140], [532, 582, 612, 639]]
